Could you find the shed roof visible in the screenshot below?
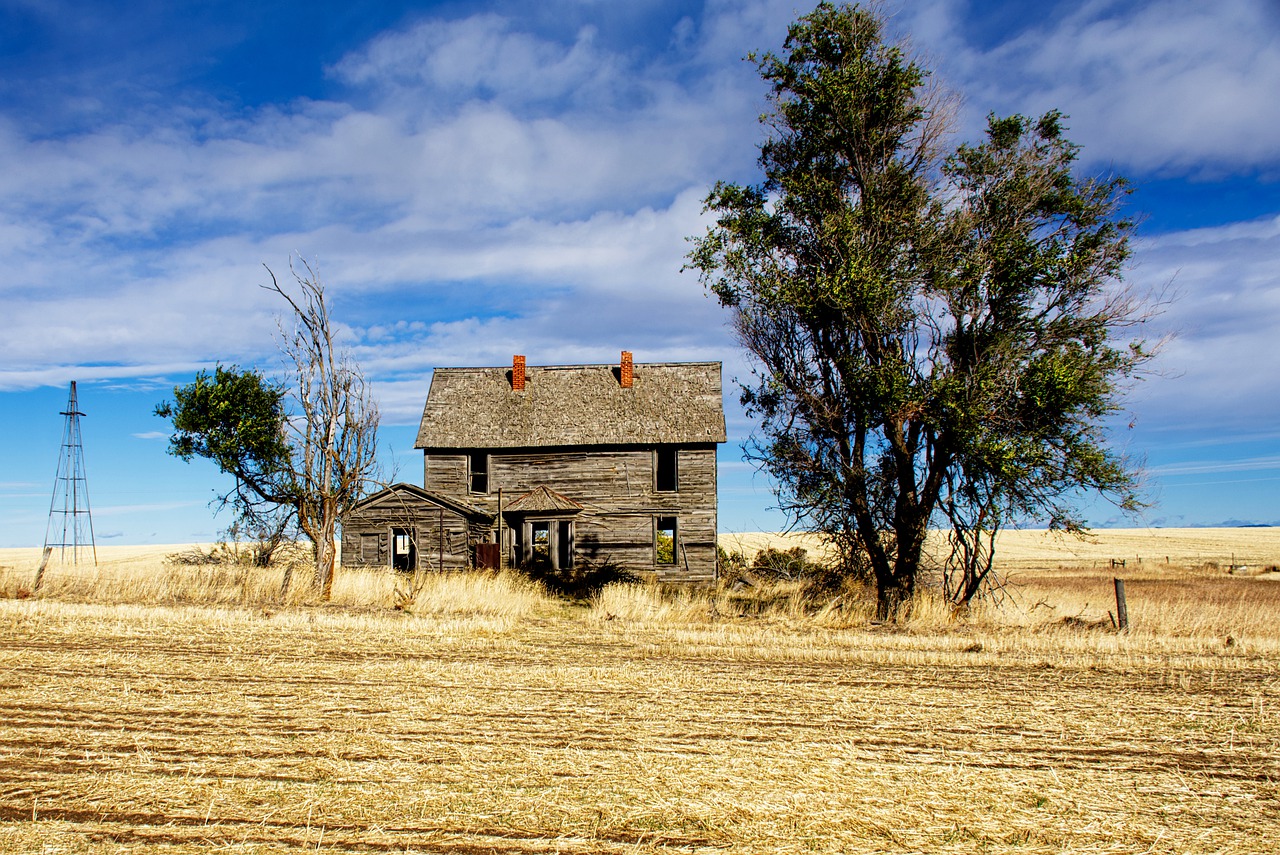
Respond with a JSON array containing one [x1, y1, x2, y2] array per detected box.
[[415, 361, 727, 449], [350, 483, 493, 521]]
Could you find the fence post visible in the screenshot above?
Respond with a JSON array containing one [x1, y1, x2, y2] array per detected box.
[[1113, 578, 1129, 631], [33, 546, 53, 592]]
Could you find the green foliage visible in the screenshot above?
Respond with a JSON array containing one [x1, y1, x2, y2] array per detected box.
[[155, 365, 294, 514], [717, 545, 749, 578], [655, 531, 675, 564], [687, 3, 1153, 618]]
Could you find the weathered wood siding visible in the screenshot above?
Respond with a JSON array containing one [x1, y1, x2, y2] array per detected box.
[[422, 444, 718, 582], [424, 453, 468, 496], [341, 491, 486, 572]]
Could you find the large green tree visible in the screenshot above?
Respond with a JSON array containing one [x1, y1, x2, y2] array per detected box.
[[687, 3, 1153, 618]]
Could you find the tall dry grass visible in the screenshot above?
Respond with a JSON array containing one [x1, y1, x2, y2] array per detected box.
[[4, 535, 1280, 654], [0, 543, 561, 627], [0, 546, 380, 607], [405, 569, 555, 618]]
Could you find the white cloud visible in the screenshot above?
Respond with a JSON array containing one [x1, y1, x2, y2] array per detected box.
[[1124, 213, 1280, 430], [331, 14, 617, 110], [92, 500, 207, 517], [913, 0, 1280, 172], [0, 0, 756, 391]]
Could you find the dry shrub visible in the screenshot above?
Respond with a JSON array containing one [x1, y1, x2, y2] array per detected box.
[[0, 566, 30, 601], [518, 556, 638, 599], [900, 589, 963, 629]]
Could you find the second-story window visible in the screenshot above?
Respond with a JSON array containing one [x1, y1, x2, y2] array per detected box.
[[469, 451, 488, 494], [656, 447, 678, 492]]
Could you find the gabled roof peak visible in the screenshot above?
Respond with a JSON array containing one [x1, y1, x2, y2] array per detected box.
[[504, 485, 584, 514]]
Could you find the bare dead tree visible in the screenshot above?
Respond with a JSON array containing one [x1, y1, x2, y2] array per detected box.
[[263, 257, 381, 600]]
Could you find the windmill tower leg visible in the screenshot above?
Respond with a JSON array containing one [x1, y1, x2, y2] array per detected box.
[[39, 381, 97, 587]]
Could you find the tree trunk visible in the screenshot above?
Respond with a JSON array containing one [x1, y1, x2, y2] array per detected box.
[[315, 509, 337, 601], [875, 572, 914, 622]]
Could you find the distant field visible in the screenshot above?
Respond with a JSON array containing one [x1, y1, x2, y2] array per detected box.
[[720, 527, 1280, 573], [1, 532, 1278, 853], [5, 526, 1278, 575]]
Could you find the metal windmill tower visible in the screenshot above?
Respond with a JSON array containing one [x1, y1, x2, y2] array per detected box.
[[43, 381, 97, 566]]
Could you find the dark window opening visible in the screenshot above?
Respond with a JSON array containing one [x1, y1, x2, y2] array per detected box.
[[558, 521, 574, 570], [391, 527, 416, 572], [656, 447, 678, 492], [469, 451, 488, 494], [655, 516, 677, 565]]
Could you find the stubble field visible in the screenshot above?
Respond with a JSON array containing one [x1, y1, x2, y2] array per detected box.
[[1, 529, 1278, 853]]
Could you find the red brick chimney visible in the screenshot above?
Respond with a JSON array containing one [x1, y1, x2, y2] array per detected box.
[[620, 351, 633, 388], [512, 354, 526, 391]]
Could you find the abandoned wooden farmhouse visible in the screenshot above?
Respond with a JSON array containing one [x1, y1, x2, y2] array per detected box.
[[341, 352, 727, 582]]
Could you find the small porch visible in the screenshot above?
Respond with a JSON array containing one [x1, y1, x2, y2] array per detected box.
[[502, 485, 583, 573]]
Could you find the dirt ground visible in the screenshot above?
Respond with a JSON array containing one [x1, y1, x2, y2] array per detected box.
[[1, 599, 1277, 854]]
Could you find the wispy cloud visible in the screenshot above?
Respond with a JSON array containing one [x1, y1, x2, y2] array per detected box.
[[0, 4, 764, 394], [1149, 456, 1280, 477], [1123, 213, 1280, 431], [92, 500, 207, 517]]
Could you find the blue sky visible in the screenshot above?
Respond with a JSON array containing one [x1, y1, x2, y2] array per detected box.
[[2, 0, 1278, 546]]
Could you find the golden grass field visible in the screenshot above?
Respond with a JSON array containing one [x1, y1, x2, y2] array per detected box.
[[0, 529, 1277, 853]]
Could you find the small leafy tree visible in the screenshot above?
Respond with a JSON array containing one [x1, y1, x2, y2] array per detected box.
[[687, 3, 1154, 619], [155, 365, 296, 567]]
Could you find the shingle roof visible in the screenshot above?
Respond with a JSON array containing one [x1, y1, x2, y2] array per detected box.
[[415, 361, 727, 449]]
